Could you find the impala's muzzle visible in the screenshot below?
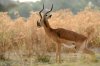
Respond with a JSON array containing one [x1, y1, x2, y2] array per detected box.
[[37, 21, 41, 27]]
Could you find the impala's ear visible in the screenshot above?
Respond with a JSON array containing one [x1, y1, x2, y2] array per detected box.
[[46, 14, 52, 19], [49, 14, 52, 18]]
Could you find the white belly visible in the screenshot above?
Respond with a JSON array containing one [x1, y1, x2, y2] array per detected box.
[[62, 44, 75, 48], [62, 41, 75, 48]]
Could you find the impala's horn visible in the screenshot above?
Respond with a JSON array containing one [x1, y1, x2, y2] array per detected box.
[[45, 4, 53, 15], [39, 4, 44, 19]]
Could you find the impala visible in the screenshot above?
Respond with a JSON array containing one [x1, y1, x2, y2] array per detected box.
[[37, 4, 96, 63]]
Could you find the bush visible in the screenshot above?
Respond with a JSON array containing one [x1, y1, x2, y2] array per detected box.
[[35, 54, 50, 63]]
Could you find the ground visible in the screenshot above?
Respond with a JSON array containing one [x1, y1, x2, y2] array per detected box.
[[0, 52, 100, 66]]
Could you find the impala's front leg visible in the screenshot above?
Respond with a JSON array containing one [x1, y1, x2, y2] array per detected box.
[[56, 43, 61, 63]]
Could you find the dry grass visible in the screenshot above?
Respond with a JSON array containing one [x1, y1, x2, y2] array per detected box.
[[0, 8, 100, 65]]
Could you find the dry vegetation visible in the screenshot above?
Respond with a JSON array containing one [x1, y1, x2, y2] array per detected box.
[[0, 8, 100, 66]]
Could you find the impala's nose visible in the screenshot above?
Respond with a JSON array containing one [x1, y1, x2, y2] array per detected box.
[[37, 21, 41, 27]]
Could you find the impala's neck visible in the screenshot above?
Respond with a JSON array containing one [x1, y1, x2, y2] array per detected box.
[[43, 18, 52, 31]]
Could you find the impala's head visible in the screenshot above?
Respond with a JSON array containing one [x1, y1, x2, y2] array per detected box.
[[37, 4, 53, 27]]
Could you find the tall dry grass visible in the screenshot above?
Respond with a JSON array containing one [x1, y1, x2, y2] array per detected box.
[[0, 8, 100, 60]]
